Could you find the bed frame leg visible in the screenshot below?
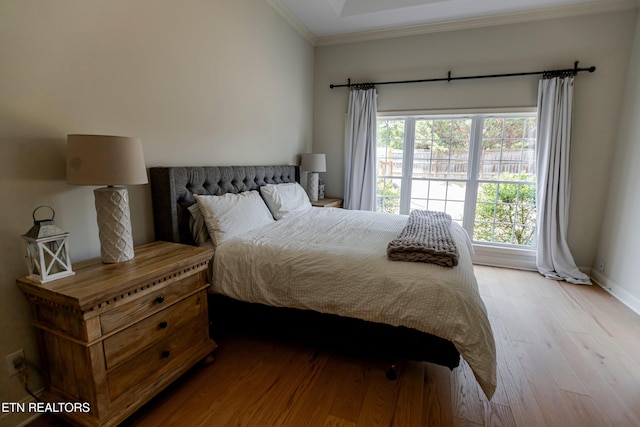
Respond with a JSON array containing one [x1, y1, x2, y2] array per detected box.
[[386, 364, 398, 380], [201, 351, 216, 366]]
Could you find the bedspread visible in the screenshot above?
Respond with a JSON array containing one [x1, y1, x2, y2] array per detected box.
[[211, 207, 496, 398]]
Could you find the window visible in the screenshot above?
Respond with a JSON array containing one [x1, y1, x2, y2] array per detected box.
[[376, 113, 537, 248]]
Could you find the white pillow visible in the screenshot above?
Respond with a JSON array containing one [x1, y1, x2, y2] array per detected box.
[[187, 203, 210, 246], [259, 182, 312, 220], [194, 191, 275, 246]]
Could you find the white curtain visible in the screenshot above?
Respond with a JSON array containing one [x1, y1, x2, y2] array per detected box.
[[535, 76, 591, 285], [344, 87, 377, 211]]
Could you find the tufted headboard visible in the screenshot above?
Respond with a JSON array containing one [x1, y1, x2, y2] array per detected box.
[[149, 165, 300, 245]]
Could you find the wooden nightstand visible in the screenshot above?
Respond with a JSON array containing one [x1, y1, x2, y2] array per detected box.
[[311, 197, 343, 208], [17, 241, 217, 427]]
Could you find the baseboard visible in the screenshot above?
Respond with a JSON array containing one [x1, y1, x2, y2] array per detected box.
[[472, 244, 537, 271], [591, 270, 640, 316]]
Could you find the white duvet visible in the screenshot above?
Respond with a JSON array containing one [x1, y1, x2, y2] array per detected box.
[[211, 207, 496, 398]]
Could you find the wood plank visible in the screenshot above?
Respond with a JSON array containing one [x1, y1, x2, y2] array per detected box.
[[488, 316, 545, 427], [485, 292, 536, 345], [519, 299, 588, 395], [323, 415, 356, 427], [327, 356, 373, 423], [283, 350, 357, 427], [558, 390, 609, 427], [391, 361, 424, 427], [481, 401, 516, 427], [450, 359, 484, 425], [536, 284, 591, 334], [194, 341, 308, 426], [237, 345, 328, 426], [422, 364, 454, 427], [268, 350, 331, 426], [567, 330, 640, 423], [511, 340, 585, 427], [356, 360, 399, 427]]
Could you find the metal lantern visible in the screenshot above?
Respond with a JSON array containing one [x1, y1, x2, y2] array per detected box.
[[22, 206, 75, 283]]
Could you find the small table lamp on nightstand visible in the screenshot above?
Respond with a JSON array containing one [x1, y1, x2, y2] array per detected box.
[[66, 134, 148, 264], [301, 153, 326, 202]]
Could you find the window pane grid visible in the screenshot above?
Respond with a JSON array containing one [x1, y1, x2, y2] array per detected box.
[[476, 114, 536, 247], [481, 116, 536, 182], [414, 118, 471, 180], [376, 177, 402, 214], [474, 178, 536, 246], [408, 117, 471, 222], [410, 178, 466, 223], [376, 113, 536, 248], [377, 119, 405, 178]]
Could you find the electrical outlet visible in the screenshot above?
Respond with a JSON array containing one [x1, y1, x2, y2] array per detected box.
[[5, 350, 25, 377], [598, 260, 606, 272]]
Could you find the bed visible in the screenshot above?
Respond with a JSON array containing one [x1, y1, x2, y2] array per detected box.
[[149, 165, 496, 399]]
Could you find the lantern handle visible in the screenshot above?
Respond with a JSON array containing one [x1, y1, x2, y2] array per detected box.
[[32, 206, 55, 222]]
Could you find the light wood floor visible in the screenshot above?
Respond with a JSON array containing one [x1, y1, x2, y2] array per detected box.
[[32, 266, 640, 427]]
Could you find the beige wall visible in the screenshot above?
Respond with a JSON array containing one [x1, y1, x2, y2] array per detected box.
[[2, 1, 639, 424], [593, 13, 640, 314], [0, 0, 313, 424], [313, 11, 637, 273]]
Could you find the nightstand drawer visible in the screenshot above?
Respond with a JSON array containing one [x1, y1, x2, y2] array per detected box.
[[103, 291, 206, 369], [107, 320, 207, 401], [100, 271, 205, 334]]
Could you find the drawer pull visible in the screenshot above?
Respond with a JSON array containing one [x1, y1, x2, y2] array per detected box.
[[154, 296, 165, 304], [161, 350, 171, 359], [158, 321, 168, 329]]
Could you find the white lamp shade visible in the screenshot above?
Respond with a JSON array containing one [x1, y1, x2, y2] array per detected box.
[[300, 153, 326, 173], [66, 134, 147, 263], [66, 134, 148, 186]]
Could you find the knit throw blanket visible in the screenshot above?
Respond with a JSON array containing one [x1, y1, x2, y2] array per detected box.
[[387, 210, 459, 267]]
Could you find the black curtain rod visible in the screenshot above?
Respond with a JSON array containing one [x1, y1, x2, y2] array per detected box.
[[329, 61, 596, 89]]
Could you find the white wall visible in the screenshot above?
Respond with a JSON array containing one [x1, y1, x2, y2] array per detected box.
[[0, 1, 314, 425], [313, 11, 637, 273], [593, 13, 640, 314]]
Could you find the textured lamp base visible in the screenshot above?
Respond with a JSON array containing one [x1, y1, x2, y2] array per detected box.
[[307, 172, 319, 202], [94, 187, 134, 263]]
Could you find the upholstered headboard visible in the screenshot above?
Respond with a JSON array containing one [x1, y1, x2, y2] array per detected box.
[[149, 166, 300, 245]]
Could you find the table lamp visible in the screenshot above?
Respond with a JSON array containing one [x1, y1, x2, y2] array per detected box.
[[300, 153, 326, 202], [66, 134, 148, 263]]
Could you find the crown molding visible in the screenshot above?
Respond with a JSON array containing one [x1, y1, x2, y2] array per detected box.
[[267, 0, 317, 45], [315, 0, 639, 46]]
